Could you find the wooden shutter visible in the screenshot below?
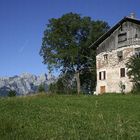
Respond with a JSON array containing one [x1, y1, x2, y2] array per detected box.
[[103, 71, 106, 80], [120, 68, 125, 77], [99, 72, 101, 80]]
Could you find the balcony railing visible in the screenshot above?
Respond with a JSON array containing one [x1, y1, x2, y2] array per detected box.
[[128, 38, 140, 45], [118, 38, 140, 48], [97, 38, 140, 54]]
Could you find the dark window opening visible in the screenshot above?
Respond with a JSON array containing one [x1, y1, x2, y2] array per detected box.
[[99, 72, 101, 80], [135, 34, 138, 38], [117, 51, 123, 61], [118, 32, 127, 43], [135, 48, 140, 58], [120, 68, 125, 77], [136, 53, 140, 58], [118, 56, 123, 61], [103, 54, 108, 60], [103, 71, 106, 80], [99, 71, 106, 80]]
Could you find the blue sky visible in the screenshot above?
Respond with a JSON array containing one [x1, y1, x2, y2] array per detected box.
[[0, 0, 140, 76]]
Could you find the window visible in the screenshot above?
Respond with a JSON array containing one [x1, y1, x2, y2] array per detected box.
[[99, 71, 106, 80], [118, 32, 127, 43], [103, 54, 108, 60], [99, 72, 102, 80], [103, 71, 106, 80], [135, 34, 138, 38], [135, 48, 140, 58], [117, 51, 123, 61], [120, 68, 125, 77]]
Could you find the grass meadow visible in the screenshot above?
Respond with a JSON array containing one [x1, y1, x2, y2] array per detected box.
[[0, 94, 140, 140]]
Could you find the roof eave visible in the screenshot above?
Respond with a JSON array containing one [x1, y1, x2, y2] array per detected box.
[[90, 17, 140, 48]]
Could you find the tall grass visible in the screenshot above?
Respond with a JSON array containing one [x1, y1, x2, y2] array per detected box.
[[0, 94, 140, 139]]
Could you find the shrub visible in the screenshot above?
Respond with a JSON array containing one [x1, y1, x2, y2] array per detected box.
[[48, 83, 57, 94], [8, 90, 16, 97], [126, 55, 140, 93], [38, 84, 45, 93], [119, 81, 125, 94]]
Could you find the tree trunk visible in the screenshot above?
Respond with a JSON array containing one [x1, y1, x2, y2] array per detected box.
[[76, 71, 81, 95]]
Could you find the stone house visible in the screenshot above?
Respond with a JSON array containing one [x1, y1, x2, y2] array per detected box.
[[91, 13, 140, 94]]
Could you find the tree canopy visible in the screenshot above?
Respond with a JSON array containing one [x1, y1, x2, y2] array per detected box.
[[40, 12, 109, 94]]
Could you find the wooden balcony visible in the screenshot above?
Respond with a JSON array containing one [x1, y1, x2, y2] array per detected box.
[[97, 38, 140, 54], [118, 38, 140, 48]]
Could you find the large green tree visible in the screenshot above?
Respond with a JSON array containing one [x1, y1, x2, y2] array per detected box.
[[126, 55, 140, 92], [40, 12, 109, 94]]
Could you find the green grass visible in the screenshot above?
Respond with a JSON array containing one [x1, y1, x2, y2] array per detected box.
[[0, 94, 140, 140]]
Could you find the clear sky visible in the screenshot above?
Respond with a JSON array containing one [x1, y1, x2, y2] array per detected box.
[[0, 0, 140, 76]]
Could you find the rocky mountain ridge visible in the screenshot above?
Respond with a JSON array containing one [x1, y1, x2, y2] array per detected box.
[[0, 73, 56, 96]]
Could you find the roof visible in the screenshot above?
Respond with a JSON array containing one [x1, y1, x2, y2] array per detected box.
[[90, 17, 140, 48]]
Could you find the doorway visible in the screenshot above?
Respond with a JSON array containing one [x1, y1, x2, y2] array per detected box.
[[100, 86, 106, 94]]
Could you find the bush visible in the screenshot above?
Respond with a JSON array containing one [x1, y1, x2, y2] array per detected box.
[[119, 81, 125, 94], [48, 78, 77, 95], [38, 84, 45, 93], [126, 56, 140, 93], [48, 83, 57, 94], [8, 90, 16, 97]]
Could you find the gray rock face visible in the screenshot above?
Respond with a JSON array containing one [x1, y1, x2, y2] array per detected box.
[[0, 73, 56, 96]]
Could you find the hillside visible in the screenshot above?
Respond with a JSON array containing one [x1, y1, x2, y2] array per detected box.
[[0, 94, 140, 139]]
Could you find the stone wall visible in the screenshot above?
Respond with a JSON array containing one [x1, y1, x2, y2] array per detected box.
[[96, 19, 140, 94], [96, 45, 140, 94]]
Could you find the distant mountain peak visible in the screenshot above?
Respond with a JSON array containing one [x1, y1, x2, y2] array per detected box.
[[0, 73, 56, 96]]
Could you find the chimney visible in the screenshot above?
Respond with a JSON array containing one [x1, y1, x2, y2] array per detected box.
[[130, 12, 136, 19]]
